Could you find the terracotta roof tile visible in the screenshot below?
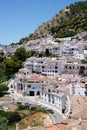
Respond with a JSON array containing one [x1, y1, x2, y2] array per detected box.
[[45, 126, 58, 130]]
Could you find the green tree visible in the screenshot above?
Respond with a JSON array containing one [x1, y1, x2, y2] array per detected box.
[[81, 60, 87, 64], [3, 47, 27, 79], [0, 116, 8, 130], [0, 56, 5, 62], [14, 47, 27, 61], [3, 58, 22, 78], [7, 112, 21, 124], [0, 110, 21, 128], [26, 50, 37, 57], [0, 83, 8, 96]]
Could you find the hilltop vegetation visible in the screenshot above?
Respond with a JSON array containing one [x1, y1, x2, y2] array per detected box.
[[32, 1, 87, 39], [12, 1, 87, 45]]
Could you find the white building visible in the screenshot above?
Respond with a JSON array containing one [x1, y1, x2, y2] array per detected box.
[[41, 59, 64, 77], [40, 85, 69, 112], [63, 62, 87, 75], [69, 83, 87, 96], [23, 57, 64, 77]]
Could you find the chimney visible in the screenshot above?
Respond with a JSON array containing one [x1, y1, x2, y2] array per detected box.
[[72, 125, 77, 130]]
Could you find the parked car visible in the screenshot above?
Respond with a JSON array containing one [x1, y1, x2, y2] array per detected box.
[[47, 109, 54, 114]]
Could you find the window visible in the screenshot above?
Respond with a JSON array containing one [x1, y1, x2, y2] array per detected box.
[[18, 83, 20, 86], [81, 66, 85, 69], [37, 91, 40, 95], [42, 66, 44, 68], [52, 95, 54, 99], [24, 79, 26, 82], [69, 66, 71, 69], [48, 94, 51, 98], [55, 70, 58, 73], [52, 100, 54, 104], [48, 89, 51, 92], [65, 66, 67, 69], [28, 85, 31, 88], [20, 78, 22, 82], [48, 98, 51, 103], [55, 66, 58, 69], [77, 66, 79, 69]]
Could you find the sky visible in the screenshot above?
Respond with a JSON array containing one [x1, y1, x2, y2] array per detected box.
[[0, 0, 84, 45]]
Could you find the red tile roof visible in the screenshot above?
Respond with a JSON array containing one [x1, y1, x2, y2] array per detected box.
[[56, 123, 67, 129], [45, 126, 58, 130]]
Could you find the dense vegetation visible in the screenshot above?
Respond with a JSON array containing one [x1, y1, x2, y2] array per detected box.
[[0, 110, 21, 130], [52, 30, 76, 38], [0, 47, 27, 82], [0, 47, 47, 82], [0, 47, 55, 83], [0, 106, 48, 129], [81, 59, 87, 64], [0, 56, 5, 62], [50, 1, 87, 38], [29, 106, 47, 115], [0, 83, 8, 96], [3, 47, 27, 79], [0, 64, 7, 83]]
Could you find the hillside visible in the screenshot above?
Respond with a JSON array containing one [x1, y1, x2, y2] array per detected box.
[[14, 1, 87, 45], [32, 1, 87, 39]]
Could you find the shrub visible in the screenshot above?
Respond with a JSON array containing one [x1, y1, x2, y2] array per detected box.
[[17, 104, 26, 110], [30, 106, 47, 115], [6, 112, 21, 124]]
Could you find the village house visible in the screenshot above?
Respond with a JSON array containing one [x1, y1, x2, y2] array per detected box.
[[13, 69, 70, 113], [69, 82, 87, 96], [63, 62, 87, 75], [41, 59, 63, 77], [23, 57, 65, 77], [40, 84, 69, 113]]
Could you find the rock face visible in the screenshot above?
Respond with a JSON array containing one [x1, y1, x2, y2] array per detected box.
[[32, 1, 87, 39]]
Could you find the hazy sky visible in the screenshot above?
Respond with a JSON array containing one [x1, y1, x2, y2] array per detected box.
[[0, 0, 83, 45]]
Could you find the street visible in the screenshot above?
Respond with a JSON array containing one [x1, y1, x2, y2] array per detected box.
[[0, 90, 66, 124]]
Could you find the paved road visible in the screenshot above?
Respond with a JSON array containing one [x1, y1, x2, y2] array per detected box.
[[37, 100, 66, 124], [0, 91, 66, 124], [50, 110, 63, 124], [10, 92, 66, 123], [7, 78, 66, 123]]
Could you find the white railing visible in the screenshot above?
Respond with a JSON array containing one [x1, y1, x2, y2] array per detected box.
[[65, 95, 73, 117]]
